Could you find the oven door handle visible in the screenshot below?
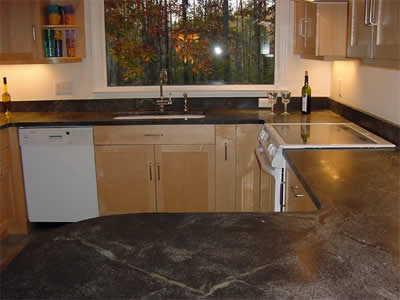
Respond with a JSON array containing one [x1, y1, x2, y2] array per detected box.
[[255, 146, 276, 177]]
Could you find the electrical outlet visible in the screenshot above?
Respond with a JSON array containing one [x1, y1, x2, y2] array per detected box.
[[338, 79, 343, 97], [56, 81, 73, 96], [258, 98, 272, 108]]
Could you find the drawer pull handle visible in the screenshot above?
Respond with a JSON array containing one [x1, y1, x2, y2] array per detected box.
[[224, 142, 228, 161], [291, 185, 304, 198], [149, 163, 153, 181], [32, 25, 36, 41], [144, 134, 163, 137]]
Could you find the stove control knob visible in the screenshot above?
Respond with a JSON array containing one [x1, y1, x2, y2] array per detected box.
[[268, 145, 276, 156]]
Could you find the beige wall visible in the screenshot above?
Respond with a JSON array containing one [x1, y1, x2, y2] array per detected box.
[[331, 61, 400, 126]]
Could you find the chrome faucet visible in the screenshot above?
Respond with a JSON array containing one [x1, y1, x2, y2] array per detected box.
[[183, 93, 188, 113], [156, 69, 172, 112]]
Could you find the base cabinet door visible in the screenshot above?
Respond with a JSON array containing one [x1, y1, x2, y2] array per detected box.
[[236, 124, 262, 212], [0, 160, 12, 239], [215, 125, 236, 211], [155, 145, 215, 212], [95, 145, 156, 216]]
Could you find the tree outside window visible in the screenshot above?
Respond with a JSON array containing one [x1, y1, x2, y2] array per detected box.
[[105, 0, 275, 86]]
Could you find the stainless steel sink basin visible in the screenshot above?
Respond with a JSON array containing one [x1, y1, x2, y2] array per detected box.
[[113, 114, 206, 120]]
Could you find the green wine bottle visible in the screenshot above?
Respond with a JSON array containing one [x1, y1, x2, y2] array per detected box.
[[301, 71, 311, 114]]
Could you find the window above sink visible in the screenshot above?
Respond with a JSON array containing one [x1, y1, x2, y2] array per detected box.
[[89, 0, 291, 97]]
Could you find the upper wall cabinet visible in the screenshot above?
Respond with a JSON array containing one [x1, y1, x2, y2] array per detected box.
[[294, 0, 348, 59], [0, 0, 86, 65], [347, 0, 400, 68], [0, 0, 40, 64]]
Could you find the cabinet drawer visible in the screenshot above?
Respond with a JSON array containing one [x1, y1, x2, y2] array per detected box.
[[0, 129, 9, 150], [94, 125, 215, 145], [286, 166, 317, 212]]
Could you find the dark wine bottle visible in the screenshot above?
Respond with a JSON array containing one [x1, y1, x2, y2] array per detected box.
[[301, 71, 311, 114]]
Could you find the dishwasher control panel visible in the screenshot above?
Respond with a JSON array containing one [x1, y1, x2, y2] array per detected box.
[[19, 127, 94, 146]]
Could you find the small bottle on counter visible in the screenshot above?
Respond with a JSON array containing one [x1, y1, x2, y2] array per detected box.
[[2, 77, 11, 117], [301, 71, 312, 114]]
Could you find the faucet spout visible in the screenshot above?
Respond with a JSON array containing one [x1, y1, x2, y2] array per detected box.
[[160, 69, 168, 99]]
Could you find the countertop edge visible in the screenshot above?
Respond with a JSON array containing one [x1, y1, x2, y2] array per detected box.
[[283, 149, 323, 210]]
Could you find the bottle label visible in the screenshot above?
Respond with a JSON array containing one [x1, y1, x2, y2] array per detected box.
[[302, 95, 307, 112]]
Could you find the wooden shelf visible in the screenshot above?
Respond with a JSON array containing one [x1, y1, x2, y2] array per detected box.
[[40, 25, 81, 29], [42, 57, 83, 63]]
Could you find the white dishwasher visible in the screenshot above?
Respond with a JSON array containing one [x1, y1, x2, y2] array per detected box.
[[19, 127, 99, 222]]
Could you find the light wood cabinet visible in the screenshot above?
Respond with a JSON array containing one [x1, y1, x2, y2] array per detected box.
[[294, 0, 348, 59], [94, 125, 216, 215], [5, 128, 29, 235], [215, 125, 236, 212], [0, 127, 29, 237], [94, 124, 272, 214], [155, 145, 215, 212], [236, 124, 262, 212], [0, 147, 12, 240], [285, 165, 317, 212], [0, 0, 86, 64], [0, 0, 40, 64], [348, 0, 400, 68], [95, 145, 156, 216]]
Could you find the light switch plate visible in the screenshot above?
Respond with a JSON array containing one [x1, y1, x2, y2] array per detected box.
[[56, 81, 73, 96], [258, 98, 272, 108]]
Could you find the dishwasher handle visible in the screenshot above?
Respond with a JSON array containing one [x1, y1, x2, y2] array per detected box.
[[255, 146, 276, 177]]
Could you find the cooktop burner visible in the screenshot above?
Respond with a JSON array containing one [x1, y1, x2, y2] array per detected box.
[[272, 123, 376, 145], [261, 123, 394, 149]]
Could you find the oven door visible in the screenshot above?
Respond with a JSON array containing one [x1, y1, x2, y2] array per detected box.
[[255, 146, 285, 212]]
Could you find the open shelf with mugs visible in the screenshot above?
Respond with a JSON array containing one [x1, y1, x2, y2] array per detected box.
[[38, 0, 86, 63], [0, 0, 85, 65]]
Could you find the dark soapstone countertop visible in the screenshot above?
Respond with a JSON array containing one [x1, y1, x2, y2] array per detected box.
[[0, 109, 347, 129], [1, 148, 399, 299], [284, 148, 400, 257]]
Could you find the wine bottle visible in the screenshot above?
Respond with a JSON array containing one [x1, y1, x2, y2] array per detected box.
[[2, 77, 11, 117], [301, 71, 311, 114]]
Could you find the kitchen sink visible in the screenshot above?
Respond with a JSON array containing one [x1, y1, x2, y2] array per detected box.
[[113, 113, 206, 120]]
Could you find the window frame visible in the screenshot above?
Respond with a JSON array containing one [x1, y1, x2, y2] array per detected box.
[[90, 0, 290, 98]]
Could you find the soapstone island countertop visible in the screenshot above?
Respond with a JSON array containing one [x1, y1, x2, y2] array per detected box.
[[1, 109, 399, 299]]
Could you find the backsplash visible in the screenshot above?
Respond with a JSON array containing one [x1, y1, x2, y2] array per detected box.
[[2, 97, 330, 112]]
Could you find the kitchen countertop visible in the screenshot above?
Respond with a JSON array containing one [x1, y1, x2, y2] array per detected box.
[[1, 146, 399, 298], [0, 109, 347, 129]]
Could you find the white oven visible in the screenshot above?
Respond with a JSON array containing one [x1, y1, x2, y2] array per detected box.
[[256, 123, 395, 212]]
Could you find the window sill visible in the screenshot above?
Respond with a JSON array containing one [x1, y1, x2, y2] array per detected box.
[[92, 85, 285, 98]]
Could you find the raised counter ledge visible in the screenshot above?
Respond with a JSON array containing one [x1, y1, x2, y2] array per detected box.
[[283, 148, 400, 255]]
